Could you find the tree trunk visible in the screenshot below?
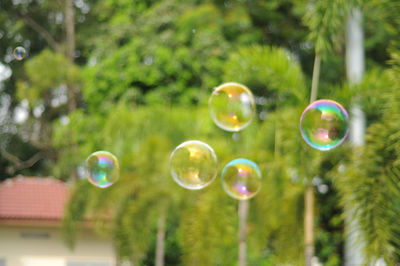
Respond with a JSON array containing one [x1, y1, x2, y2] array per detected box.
[[310, 54, 321, 104], [304, 185, 314, 266], [238, 200, 249, 266], [64, 0, 79, 182], [345, 7, 367, 266], [65, 0, 75, 62], [65, 0, 77, 112], [304, 53, 321, 266], [155, 211, 166, 266]]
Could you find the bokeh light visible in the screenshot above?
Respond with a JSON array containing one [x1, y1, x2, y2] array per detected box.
[[13, 46, 26, 61], [300, 99, 349, 151], [209, 82, 255, 132], [221, 158, 261, 200], [170, 140, 218, 190], [85, 151, 120, 188]]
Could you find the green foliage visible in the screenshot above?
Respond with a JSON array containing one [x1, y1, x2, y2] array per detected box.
[[303, 0, 346, 55], [179, 187, 237, 266], [83, 1, 234, 111], [334, 51, 400, 263], [1, 0, 400, 264], [59, 40, 315, 264], [314, 183, 343, 266], [58, 105, 219, 263], [62, 181, 93, 249], [362, 0, 400, 63], [223, 45, 307, 106], [16, 49, 81, 106]]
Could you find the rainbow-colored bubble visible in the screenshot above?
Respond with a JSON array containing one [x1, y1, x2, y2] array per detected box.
[[170, 140, 218, 190], [209, 82, 255, 132], [13, 46, 26, 61], [221, 158, 261, 200], [300, 99, 349, 151], [85, 151, 120, 188]]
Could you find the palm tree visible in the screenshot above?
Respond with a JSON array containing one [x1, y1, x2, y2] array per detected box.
[[60, 106, 202, 265]]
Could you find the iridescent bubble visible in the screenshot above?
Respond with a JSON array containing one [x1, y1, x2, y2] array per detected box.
[[209, 82, 255, 132], [13, 46, 26, 61], [221, 158, 262, 200], [170, 140, 218, 190], [300, 99, 349, 151], [85, 151, 120, 188]]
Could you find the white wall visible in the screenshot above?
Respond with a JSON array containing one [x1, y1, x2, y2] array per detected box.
[[0, 225, 115, 266]]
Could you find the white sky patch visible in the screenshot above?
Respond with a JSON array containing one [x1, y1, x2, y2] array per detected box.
[[51, 84, 68, 107], [77, 164, 86, 179], [318, 184, 329, 194], [88, 57, 98, 67], [14, 99, 29, 124], [55, 12, 63, 24], [33, 104, 45, 118], [74, 0, 90, 14], [60, 115, 70, 125], [0, 94, 11, 124], [0, 63, 12, 83]]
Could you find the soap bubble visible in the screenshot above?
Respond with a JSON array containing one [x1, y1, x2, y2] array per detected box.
[[170, 140, 218, 190], [300, 99, 349, 151], [221, 158, 261, 200], [85, 151, 119, 188], [209, 82, 255, 132], [13, 46, 26, 61]]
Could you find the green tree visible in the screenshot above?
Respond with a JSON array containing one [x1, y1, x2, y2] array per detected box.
[[1, 0, 399, 264], [335, 49, 400, 263], [0, 0, 87, 178]]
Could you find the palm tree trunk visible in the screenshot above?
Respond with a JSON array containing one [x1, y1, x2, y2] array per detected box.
[[155, 211, 166, 266], [304, 53, 320, 266], [238, 200, 249, 266], [304, 185, 314, 266]]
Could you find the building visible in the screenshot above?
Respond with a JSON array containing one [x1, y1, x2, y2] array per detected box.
[[0, 177, 116, 266]]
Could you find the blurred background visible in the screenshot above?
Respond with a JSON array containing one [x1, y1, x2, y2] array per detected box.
[[0, 0, 399, 265]]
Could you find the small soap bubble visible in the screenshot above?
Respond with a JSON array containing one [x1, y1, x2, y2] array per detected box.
[[85, 151, 119, 188], [13, 46, 26, 61], [300, 99, 349, 151], [209, 82, 255, 132], [170, 140, 218, 190], [221, 158, 261, 200]]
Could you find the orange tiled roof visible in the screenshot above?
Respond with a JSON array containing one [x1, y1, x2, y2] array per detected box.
[[0, 176, 69, 220]]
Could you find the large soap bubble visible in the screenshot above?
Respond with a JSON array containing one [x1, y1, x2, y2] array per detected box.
[[300, 99, 349, 151], [221, 158, 261, 200], [209, 82, 255, 132], [170, 140, 218, 190]]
